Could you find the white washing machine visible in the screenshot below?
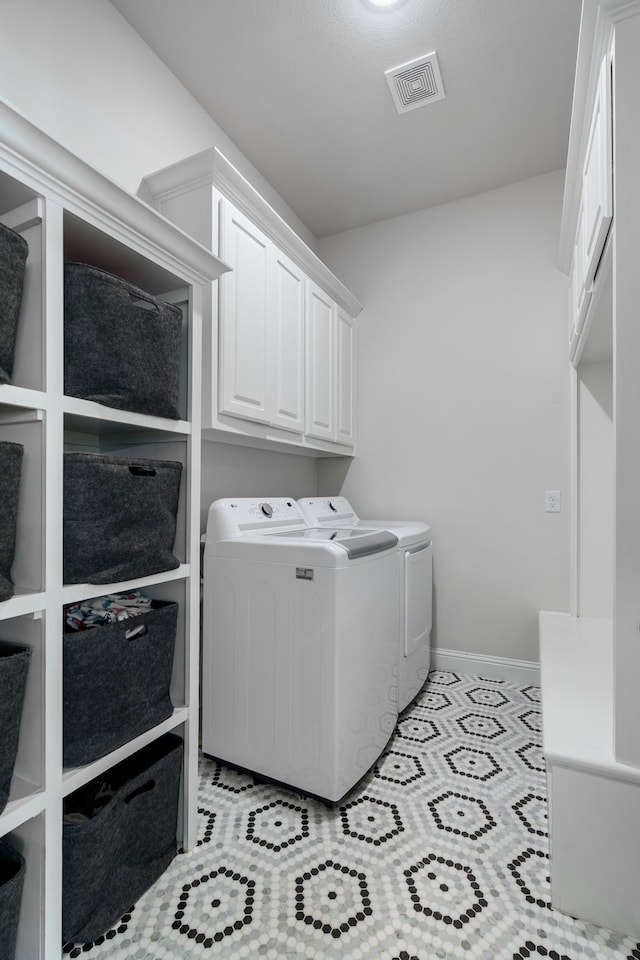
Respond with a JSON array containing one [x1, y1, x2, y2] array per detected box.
[[298, 496, 432, 712], [201, 497, 400, 802]]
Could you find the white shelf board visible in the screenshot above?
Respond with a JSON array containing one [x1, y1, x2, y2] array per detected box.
[[539, 610, 640, 783], [63, 396, 191, 437], [0, 591, 45, 622], [0, 385, 47, 413], [62, 565, 190, 606], [0, 780, 46, 836], [61, 707, 189, 797]]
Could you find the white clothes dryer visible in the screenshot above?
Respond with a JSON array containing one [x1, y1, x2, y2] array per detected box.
[[201, 497, 400, 802], [298, 496, 432, 712]]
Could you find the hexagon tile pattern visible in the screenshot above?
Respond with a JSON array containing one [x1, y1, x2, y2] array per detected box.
[[63, 673, 640, 959]]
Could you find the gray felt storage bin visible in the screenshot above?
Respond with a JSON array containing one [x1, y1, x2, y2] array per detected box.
[[0, 839, 26, 960], [63, 599, 178, 767], [0, 642, 31, 815], [0, 442, 24, 603], [0, 223, 28, 386], [62, 733, 182, 944], [64, 262, 182, 419], [63, 453, 182, 584]]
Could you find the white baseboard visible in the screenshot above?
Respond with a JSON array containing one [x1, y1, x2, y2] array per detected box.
[[431, 648, 541, 686]]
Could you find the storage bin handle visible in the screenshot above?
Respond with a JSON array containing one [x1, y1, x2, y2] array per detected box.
[[124, 779, 155, 804], [129, 292, 159, 312], [125, 623, 148, 641], [128, 465, 157, 477]]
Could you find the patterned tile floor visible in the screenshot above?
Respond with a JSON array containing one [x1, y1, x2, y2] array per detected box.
[[63, 672, 640, 959]]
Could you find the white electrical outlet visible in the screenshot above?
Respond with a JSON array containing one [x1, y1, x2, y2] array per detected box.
[[545, 490, 561, 513]]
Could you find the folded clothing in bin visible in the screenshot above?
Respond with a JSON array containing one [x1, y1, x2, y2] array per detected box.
[[0, 222, 28, 386], [64, 590, 155, 631], [0, 839, 26, 960], [0, 641, 32, 814], [0, 441, 24, 602], [64, 262, 182, 419], [62, 732, 182, 944], [63, 453, 182, 584], [63, 593, 178, 766]]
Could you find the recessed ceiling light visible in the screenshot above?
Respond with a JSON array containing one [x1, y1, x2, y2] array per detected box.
[[365, 0, 404, 7]]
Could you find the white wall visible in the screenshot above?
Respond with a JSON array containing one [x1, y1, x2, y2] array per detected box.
[[200, 442, 317, 532], [0, 0, 316, 250], [0, 0, 319, 517], [577, 359, 613, 618], [318, 171, 570, 664]]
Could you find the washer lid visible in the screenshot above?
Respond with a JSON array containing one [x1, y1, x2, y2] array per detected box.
[[265, 526, 398, 559]]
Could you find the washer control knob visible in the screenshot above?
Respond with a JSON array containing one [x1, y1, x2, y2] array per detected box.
[[328, 501, 338, 512], [260, 502, 273, 518]]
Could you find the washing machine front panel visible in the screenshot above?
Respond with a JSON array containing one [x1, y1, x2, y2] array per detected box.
[[202, 555, 335, 796], [201, 497, 400, 801]]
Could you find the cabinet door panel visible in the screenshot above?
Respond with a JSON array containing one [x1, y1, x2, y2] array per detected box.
[[570, 201, 592, 355], [269, 249, 305, 433], [336, 307, 355, 447], [305, 282, 335, 441], [219, 200, 270, 423], [583, 55, 612, 286]]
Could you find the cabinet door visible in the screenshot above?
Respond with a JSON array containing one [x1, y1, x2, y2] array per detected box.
[[268, 248, 305, 433], [305, 281, 335, 442], [218, 199, 270, 423], [336, 307, 355, 447], [569, 200, 592, 362], [583, 54, 613, 286]]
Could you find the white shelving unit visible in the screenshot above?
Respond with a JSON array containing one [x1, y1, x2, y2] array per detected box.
[[540, 0, 640, 940], [0, 99, 227, 958]]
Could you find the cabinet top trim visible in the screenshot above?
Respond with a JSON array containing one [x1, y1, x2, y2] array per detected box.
[[141, 147, 363, 318], [559, 0, 640, 269], [0, 98, 229, 285]]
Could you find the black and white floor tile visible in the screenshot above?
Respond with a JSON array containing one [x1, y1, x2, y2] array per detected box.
[[63, 672, 640, 959]]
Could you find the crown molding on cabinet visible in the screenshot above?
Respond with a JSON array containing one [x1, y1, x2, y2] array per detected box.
[[0, 98, 228, 287], [141, 147, 363, 319]]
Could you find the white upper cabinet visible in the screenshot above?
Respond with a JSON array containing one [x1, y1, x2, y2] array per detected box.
[[305, 287, 356, 447], [269, 246, 305, 434], [568, 199, 591, 359], [582, 54, 613, 286], [218, 200, 270, 423], [219, 201, 306, 434], [336, 306, 355, 447], [566, 51, 613, 363], [141, 148, 362, 457], [305, 281, 336, 442]]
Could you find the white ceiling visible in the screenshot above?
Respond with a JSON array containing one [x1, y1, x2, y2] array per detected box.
[[109, 0, 582, 239]]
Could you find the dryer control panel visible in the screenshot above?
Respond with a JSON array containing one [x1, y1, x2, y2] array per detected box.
[[298, 496, 358, 526]]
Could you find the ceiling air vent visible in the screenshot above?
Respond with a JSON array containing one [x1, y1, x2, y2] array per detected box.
[[385, 52, 445, 114]]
